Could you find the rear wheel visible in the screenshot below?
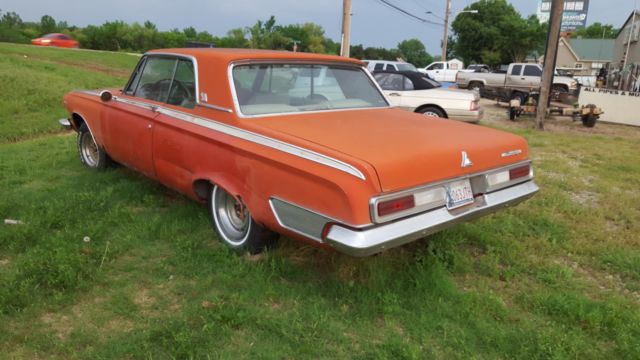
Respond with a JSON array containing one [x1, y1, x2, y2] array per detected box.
[[552, 85, 568, 101], [417, 106, 446, 118], [208, 185, 278, 254], [77, 123, 110, 170], [469, 82, 483, 92], [582, 114, 597, 128]]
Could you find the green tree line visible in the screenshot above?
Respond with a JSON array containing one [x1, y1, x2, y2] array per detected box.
[[0, 10, 434, 66]]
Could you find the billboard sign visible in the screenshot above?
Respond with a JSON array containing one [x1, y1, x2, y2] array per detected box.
[[537, 0, 590, 31]]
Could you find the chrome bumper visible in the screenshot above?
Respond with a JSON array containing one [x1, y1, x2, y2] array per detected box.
[[58, 118, 72, 130], [325, 181, 539, 257], [449, 108, 484, 123]]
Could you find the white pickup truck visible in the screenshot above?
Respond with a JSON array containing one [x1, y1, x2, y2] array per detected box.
[[421, 61, 462, 82], [456, 63, 578, 102]]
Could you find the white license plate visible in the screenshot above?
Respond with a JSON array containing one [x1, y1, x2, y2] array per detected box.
[[445, 179, 474, 210]]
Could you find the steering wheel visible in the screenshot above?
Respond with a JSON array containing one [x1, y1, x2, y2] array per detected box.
[[307, 93, 328, 104]]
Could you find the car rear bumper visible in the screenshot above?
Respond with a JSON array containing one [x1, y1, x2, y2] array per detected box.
[[448, 108, 484, 122], [325, 180, 538, 257]]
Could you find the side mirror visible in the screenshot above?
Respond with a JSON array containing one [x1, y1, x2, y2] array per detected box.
[[100, 90, 113, 102]]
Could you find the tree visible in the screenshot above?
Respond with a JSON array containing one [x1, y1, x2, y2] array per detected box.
[[451, 0, 546, 66], [574, 22, 618, 39], [397, 39, 433, 67], [40, 15, 56, 34]]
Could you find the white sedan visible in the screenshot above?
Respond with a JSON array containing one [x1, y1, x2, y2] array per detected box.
[[373, 71, 483, 122]]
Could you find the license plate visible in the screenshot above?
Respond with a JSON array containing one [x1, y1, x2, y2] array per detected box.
[[445, 179, 474, 210]]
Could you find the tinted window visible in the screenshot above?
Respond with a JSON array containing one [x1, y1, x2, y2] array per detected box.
[[374, 63, 384, 71], [511, 65, 523, 76], [430, 63, 444, 70], [523, 65, 542, 77], [384, 64, 396, 71], [232, 64, 387, 116], [403, 76, 414, 90], [134, 57, 176, 102], [375, 73, 405, 91], [167, 59, 196, 108]]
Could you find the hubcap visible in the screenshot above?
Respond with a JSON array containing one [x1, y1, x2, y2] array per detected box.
[[213, 187, 250, 245], [80, 133, 98, 167], [424, 111, 440, 117]]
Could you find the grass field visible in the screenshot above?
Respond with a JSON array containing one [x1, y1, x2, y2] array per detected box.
[[1, 43, 639, 359]]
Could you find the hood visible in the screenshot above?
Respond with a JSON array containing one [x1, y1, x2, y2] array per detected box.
[[250, 108, 529, 192]]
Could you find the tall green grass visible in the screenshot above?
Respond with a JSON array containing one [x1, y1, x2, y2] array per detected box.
[[0, 43, 639, 359]]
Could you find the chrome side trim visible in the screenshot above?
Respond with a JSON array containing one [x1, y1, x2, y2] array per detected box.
[[197, 102, 233, 113], [369, 160, 532, 223], [269, 198, 331, 242], [227, 61, 391, 119], [112, 96, 156, 111], [152, 106, 366, 180], [328, 181, 539, 257], [75, 90, 101, 97], [269, 198, 371, 242]]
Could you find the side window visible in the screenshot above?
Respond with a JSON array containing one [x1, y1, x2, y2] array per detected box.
[[167, 59, 196, 108], [403, 76, 414, 90], [134, 57, 177, 102], [374, 63, 384, 71], [384, 64, 395, 71], [378, 73, 404, 90], [523, 65, 542, 77], [511, 65, 523, 76], [124, 57, 147, 95], [432, 63, 444, 70]]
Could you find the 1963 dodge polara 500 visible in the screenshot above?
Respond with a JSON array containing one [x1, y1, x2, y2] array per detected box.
[[60, 48, 538, 256]]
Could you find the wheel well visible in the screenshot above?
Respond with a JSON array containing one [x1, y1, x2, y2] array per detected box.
[[193, 179, 213, 201], [552, 84, 569, 91], [71, 113, 86, 131], [415, 104, 448, 118]]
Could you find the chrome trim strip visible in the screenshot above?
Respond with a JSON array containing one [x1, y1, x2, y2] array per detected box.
[[369, 160, 532, 224], [112, 96, 156, 111], [150, 106, 366, 180], [75, 90, 101, 97], [227, 61, 391, 119], [197, 102, 233, 113], [328, 181, 539, 257], [269, 197, 370, 242]]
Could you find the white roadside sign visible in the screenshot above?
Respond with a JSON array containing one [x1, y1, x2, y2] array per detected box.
[[579, 87, 640, 127]]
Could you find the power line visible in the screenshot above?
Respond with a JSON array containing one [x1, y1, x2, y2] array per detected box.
[[377, 0, 444, 26]]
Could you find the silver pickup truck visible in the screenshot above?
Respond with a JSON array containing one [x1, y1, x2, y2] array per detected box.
[[456, 63, 578, 102]]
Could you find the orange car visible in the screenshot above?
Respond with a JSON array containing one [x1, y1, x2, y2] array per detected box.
[[59, 48, 538, 256], [32, 33, 79, 48]]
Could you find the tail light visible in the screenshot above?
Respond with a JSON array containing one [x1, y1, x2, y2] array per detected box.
[[486, 163, 532, 190], [377, 195, 415, 217], [470, 100, 479, 111]]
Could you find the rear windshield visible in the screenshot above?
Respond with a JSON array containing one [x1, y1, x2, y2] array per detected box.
[[232, 63, 388, 116]]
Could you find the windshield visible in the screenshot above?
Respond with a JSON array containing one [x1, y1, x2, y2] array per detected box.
[[396, 63, 417, 71], [232, 64, 388, 116]]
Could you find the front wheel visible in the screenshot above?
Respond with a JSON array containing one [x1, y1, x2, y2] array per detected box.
[[209, 185, 278, 254], [417, 106, 446, 118], [77, 123, 110, 170]]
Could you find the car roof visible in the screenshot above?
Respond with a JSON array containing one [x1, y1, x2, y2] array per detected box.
[[147, 48, 364, 66]]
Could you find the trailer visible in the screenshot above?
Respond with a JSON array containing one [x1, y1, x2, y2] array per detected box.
[[507, 92, 603, 127]]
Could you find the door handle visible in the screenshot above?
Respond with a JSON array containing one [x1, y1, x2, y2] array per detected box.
[[521, 77, 525, 80], [388, 93, 401, 96]]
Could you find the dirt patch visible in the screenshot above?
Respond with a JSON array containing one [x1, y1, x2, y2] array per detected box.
[[570, 190, 599, 208], [40, 313, 73, 340], [134, 288, 155, 308], [0, 258, 9, 267]]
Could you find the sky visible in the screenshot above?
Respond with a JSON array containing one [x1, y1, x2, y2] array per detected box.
[[0, 0, 635, 54]]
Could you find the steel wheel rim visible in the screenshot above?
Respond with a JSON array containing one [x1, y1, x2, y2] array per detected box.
[[80, 133, 98, 167], [213, 187, 250, 245], [424, 111, 440, 117]]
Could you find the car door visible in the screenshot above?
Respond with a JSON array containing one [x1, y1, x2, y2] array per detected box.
[[427, 63, 445, 82], [506, 64, 526, 91], [102, 55, 176, 177], [521, 65, 543, 88]]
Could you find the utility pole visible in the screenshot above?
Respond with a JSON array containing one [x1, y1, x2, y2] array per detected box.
[[442, 0, 451, 61], [536, 0, 565, 130], [340, 0, 352, 57]]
